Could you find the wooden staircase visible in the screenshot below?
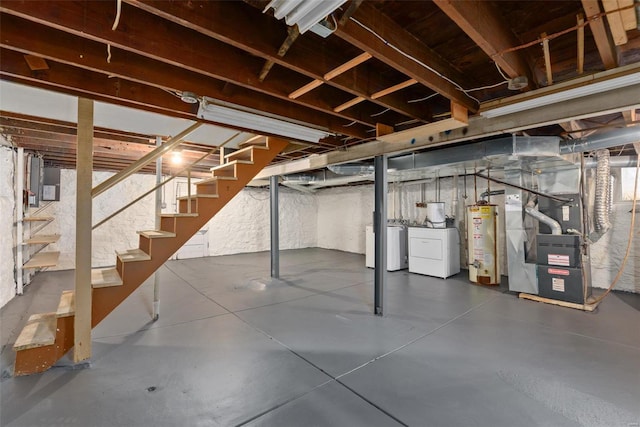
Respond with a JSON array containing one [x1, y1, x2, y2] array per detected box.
[[13, 137, 287, 376]]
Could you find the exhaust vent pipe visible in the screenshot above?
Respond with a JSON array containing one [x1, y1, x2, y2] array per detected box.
[[525, 206, 563, 235]]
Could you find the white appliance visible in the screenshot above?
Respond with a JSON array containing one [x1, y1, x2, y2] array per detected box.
[[408, 227, 460, 279], [365, 225, 408, 271]]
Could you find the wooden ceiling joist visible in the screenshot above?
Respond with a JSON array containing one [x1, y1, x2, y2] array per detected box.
[[618, 0, 637, 30], [335, 2, 479, 112], [121, 0, 429, 121], [433, 0, 533, 84], [288, 79, 324, 99], [581, 0, 618, 69], [0, 11, 373, 137], [541, 33, 553, 85], [577, 14, 585, 74]]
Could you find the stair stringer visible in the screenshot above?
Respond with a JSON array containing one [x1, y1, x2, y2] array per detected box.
[[13, 138, 287, 375]]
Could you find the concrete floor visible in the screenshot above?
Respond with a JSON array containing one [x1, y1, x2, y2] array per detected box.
[[1, 248, 639, 427]]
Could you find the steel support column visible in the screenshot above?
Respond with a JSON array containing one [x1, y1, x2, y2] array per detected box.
[[374, 155, 387, 316], [270, 175, 279, 278]]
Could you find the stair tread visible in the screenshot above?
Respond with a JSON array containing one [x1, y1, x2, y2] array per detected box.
[[239, 135, 267, 147], [23, 251, 60, 269], [92, 267, 123, 288], [56, 290, 75, 318], [137, 230, 176, 238], [160, 213, 199, 218], [210, 160, 253, 171], [224, 145, 268, 160], [23, 216, 54, 222], [176, 194, 219, 200], [23, 234, 61, 245], [197, 177, 237, 185], [13, 312, 57, 351], [116, 248, 151, 262]]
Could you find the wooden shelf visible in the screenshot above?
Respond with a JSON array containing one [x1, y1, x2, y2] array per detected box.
[[23, 234, 60, 245], [23, 216, 54, 222], [23, 251, 60, 269]]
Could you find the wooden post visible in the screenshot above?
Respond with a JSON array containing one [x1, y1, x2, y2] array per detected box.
[[74, 98, 93, 363]]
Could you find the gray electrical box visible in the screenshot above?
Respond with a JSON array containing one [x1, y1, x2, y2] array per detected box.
[[42, 167, 61, 201], [29, 156, 42, 207]]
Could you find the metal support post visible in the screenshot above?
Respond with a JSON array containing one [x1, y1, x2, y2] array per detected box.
[[74, 98, 94, 363], [16, 147, 24, 295], [270, 175, 279, 278], [153, 136, 162, 321], [374, 155, 387, 316]]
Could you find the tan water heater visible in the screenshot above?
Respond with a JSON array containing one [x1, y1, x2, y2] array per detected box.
[[467, 204, 500, 285]]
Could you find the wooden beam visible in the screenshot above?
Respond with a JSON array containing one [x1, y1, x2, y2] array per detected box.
[[541, 33, 553, 85], [335, 2, 478, 112], [334, 96, 366, 112], [618, 0, 637, 30], [371, 79, 417, 100], [433, 0, 533, 84], [288, 79, 324, 99], [74, 97, 93, 363], [120, 0, 430, 121], [577, 14, 585, 74], [324, 52, 372, 81], [338, 0, 364, 26], [0, 12, 375, 134], [581, 0, 618, 69], [376, 123, 394, 138], [622, 109, 638, 124], [380, 102, 468, 143], [602, 0, 628, 46], [255, 78, 640, 178]]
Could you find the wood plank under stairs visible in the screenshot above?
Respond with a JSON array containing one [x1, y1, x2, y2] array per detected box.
[[13, 137, 289, 376], [23, 251, 60, 269]]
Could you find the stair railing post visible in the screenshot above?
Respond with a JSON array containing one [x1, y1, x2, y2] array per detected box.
[[74, 97, 94, 363], [153, 136, 162, 321], [187, 167, 192, 214]]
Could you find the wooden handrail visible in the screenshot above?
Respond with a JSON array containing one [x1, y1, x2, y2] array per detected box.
[[91, 122, 202, 198]]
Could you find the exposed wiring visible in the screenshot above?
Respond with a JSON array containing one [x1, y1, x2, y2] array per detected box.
[[343, 120, 357, 127], [349, 17, 480, 104], [107, 44, 112, 64], [495, 62, 509, 81], [589, 154, 639, 305], [492, 2, 636, 59], [371, 108, 390, 117], [461, 80, 507, 93], [408, 92, 439, 103], [112, 0, 122, 31]]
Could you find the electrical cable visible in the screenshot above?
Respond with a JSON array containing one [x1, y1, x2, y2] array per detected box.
[[408, 92, 439, 103], [349, 18, 480, 104], [112, 0, 122, 30], [371, 108, 390, 117], [589, 155, 639, 305]]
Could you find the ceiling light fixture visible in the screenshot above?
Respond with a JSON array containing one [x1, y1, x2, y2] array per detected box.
[[171, 150, 183, 165], [197, 97, 330, 143], [481, 70, 640, 118], [180, 91, 199, 104], [264, 0, 347, 34]]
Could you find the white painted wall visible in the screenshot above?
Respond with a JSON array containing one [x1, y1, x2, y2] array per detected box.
[[590, 202, 639, 292], [0, 146, 16, 308], [316, 186, 374, 254]]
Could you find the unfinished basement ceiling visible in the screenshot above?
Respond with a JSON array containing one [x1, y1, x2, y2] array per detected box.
[[0, 1, 639, 173]]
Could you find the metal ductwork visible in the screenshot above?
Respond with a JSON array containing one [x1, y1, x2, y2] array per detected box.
[[560, 127, 640, 154], [594, 149, 612, 233], [327, 163, 375, 176]]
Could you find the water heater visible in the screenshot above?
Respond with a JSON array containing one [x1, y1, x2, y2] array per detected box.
[[467, 204, 500, 285]]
